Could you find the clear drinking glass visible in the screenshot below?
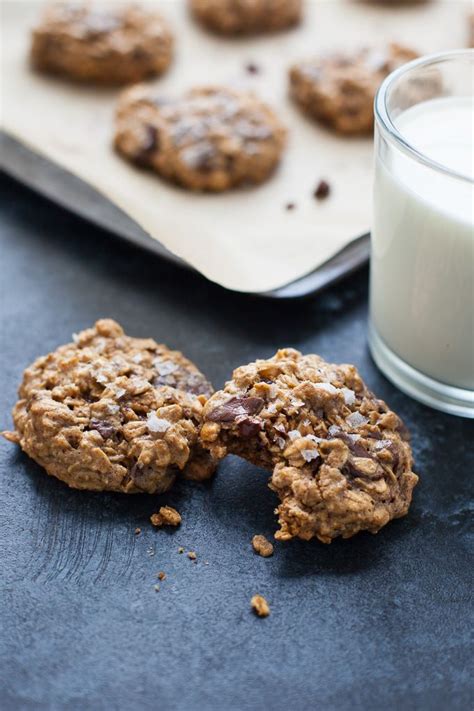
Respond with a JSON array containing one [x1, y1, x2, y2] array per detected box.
[[369, 50, 474, 418]]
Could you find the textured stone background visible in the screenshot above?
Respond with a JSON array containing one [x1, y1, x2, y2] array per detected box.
[[1, 174, 472, 711]]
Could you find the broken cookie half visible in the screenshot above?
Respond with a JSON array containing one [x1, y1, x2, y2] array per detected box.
[[201, 348, 418, 543], [2, 320, 216, 493]]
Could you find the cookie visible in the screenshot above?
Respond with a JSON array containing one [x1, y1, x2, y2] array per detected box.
[[2, 320, 215, 493], [289, 44, 418, 135], [114, 85, 287, 191], [189, 0, 302, 35], [201, 349, 418, 543], [30, 2, 173, 85], [469, 13, 474, 47]]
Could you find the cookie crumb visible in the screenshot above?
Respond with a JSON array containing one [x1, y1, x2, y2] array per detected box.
[[285, 202, 296, 211], [252, 535, 274, 558], [187, 551, 197, 560], [150, 506, 181, 527], [154, 584, 160, 592], [134, 527, 141, 535], [314, 179, 330, 200], [178, 547, 184, 554], [251, 594, 270, 617], [246, 62, 260, 74], [157, 571, 166, 581]]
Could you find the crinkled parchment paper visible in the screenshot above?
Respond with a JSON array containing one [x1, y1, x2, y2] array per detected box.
[[1, 0, 469, 292]]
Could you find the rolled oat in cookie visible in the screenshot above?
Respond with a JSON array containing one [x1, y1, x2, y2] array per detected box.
[[114, 85, 287, 191], [2, 320, 215, 493], [30, 2, 173, 85], [189, 0, 302, 36], [289, 44, 418, 135], [201, 349, 418, 543]]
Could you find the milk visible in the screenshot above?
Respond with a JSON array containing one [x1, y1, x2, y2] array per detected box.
[[371, 97, 474, 390]]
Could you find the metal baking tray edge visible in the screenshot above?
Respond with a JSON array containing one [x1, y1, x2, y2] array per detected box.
[[0, 131, 370, 299]]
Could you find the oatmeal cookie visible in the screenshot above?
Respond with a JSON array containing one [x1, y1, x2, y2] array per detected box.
[[2, 320, 215, 493], [31, 2, 173, 85], [114, 85, 287, 191], [189, 0, 302, 35], [201, 349, 418, 543], [289, 44, 418, 135]]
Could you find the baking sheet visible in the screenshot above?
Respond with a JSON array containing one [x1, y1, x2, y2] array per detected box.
[[1, 0, 469, 293]]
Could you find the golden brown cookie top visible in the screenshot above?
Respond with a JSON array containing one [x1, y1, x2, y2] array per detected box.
[[201, 348, 418, 542], [31, 2, 173, 84], [290, 44, 419, 134], [4, 320, 215, 493], [115, 85, 287, 191], [189, 0, 302, 35]]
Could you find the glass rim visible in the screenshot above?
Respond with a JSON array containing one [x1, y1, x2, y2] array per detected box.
[[374, 48, 474, 185]]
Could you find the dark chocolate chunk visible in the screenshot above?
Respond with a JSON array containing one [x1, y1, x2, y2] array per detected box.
[[314, 179, 331, 200], [237, 418, 262, 438], [328, 426, 372, 459], [396, 418, 411, 442], [207, 396, 264, 423], [134, 125, 159, 166], [90, 419, 116, 440]]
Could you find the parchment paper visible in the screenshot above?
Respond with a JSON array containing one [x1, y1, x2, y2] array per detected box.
[[1, 0, 469, 292]]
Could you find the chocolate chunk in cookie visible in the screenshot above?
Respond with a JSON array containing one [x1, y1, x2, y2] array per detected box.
[[30, 2, 173, 85], [201, 349, 418, 543], [2, 320, 215, 493], [189, 0, 302, 36], [114, 85, 287, 191], [289, 44, 418, 135]]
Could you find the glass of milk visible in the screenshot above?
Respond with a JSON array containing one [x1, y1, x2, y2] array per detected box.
[[369, 50, 474, 418]]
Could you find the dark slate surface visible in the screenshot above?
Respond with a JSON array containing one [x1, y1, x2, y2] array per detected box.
[[0, 173, 472, 711]]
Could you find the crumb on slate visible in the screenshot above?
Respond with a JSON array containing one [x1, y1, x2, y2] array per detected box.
[[251, 595, 270, 618], [134, 527, 141, 535], [178, 547, 184, 554], [187, 551, 197, 561], [154, 584, 160, 592], [252, 535, 274, 558], [157, 571, 166, 581], [314, 179, 331, 200], [150, 506, 181, 527]]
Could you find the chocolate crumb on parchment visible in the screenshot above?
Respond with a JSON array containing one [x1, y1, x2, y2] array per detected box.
[[246, 62, 260, 74], [252, 535, 274, 558], [314, 179, 330, 200], [150, 506, 182, 527], [251, 594, 270, 617], [285, 202, 296, 211]]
